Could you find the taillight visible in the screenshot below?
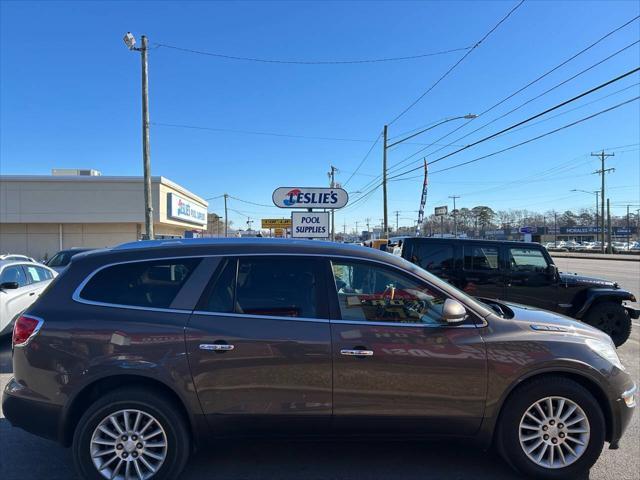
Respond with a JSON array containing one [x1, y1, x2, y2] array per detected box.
[[12, 315, 43, 347]]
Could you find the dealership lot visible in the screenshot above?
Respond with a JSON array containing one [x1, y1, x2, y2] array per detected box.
[[1, 257, 638, 480]]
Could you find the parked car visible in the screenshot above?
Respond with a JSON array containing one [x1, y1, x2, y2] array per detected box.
[[0, 254, 37, 263], [45, 248, 95, 272], [543, 242, 567, 252], [3, 238, 636, 480], [398, 237, 637, 346], [0, 260, 57, 335]]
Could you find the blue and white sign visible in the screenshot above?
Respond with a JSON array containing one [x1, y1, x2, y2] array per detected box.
[[291, 211, 330, 238], [168, 193, 207, 227], [519, 226, 534, 234], [272, 187, 348, 209]]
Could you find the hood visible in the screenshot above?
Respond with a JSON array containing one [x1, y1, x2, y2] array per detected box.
[[559, 271, 617, 288], [493, 301, 610, 342]]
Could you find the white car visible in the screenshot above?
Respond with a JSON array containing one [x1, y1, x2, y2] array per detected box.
[[0, 254, 37, 263], [0, 260, 57, 335]]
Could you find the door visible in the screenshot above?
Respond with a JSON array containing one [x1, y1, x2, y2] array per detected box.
[[0, 265, 35, 328], [329, 259, 487, 435], [504, 246, 557, 311], [186, 256, 332, 435], [460, 243, 507, 300]]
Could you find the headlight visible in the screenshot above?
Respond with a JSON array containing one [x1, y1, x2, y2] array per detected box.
[[586, 338, 625, 371]]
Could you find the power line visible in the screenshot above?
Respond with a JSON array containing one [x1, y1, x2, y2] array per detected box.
[[154, 43, 472, 65], [390, 39, 640, 173], [343, 131, 382, 186], [387, 67, 640, 179], [387, 0, 525, 126], [388, 96, 639, 180], [386, 14, 640, 171]]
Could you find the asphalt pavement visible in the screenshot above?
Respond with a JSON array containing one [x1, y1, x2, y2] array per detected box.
[[1, 257, 639, 480]]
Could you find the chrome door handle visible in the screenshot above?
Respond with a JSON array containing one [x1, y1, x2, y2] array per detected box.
[[199, 344, 235, 352], [340, 349, 373, 357]]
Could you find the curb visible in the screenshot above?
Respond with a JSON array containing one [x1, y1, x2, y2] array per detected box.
[[550, 253, 640, 262]]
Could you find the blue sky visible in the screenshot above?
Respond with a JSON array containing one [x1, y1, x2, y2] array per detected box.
[[1, 0, 639, 231]]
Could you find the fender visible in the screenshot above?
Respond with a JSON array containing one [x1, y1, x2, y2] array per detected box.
[[574, 288, 636, 319]]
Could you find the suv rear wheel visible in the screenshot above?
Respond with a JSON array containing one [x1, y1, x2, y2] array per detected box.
[[72, 387, 190, 480], [498, 376, 605, 479], [584, 301, 632, 347]]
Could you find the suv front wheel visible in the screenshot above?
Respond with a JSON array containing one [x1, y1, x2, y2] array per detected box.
[[498, 376, 605, 479], [72, 386, 190, 480]]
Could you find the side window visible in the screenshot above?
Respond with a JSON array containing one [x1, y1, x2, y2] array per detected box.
[[200, 258, 237, 313], [464, 245, 499, 271], [39, 267, 54, 280], [25, 265, 43, 283], [411, 243, 454, 275], [80, 258, 201, 308], [331, 260, 448, 325], [509, 248, 549, 273], [235, 257, 321, 318], [0, 266, 29, 287]]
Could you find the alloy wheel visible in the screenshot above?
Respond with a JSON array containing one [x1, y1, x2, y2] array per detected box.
[[518, 396, 590, 469], [90, 409, 168, 480]]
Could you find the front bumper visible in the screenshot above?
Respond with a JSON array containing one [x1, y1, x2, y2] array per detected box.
[[609, 383, 636, 449], [624, 306, 639, 319], [2, 377, 64, 443]]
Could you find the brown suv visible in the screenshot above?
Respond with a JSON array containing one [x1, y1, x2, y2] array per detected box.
[[2, 239, 636, 479]]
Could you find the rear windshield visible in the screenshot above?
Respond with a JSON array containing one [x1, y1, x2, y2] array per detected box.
[[79, 258, 201, 309]]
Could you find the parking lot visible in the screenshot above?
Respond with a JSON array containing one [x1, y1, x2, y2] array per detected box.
[[1, 257, 638, 480]]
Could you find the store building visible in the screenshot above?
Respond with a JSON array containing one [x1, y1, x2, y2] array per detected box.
[[0, 171, 208, 260]]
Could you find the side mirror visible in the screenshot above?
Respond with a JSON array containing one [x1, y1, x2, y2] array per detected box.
[[442, 298, 468, 324], [546, 264, 558, 278], [0, 281, 20, 290]]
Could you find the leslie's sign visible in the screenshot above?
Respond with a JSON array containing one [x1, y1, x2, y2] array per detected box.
[[168, 193, 207, 226], [272, 187, 348, 209]]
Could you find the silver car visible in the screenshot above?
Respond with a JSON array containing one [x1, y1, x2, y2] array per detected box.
[[0, 260, 57, 335]]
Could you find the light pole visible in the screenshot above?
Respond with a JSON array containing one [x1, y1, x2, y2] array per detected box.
[[124, 32, 154, 240], [449, 195, 460, 238], [382, 114, 477, 239], [571, 189, 600, 242]]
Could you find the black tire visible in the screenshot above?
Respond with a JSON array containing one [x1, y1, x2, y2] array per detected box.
[[584, 301, 632, 347], [497, 376, 605, 480], [72, 386, 190, 480]]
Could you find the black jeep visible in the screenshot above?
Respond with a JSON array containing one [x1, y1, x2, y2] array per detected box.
[[398, 237, 638, 346]]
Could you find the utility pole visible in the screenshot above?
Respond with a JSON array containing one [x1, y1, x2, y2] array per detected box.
[[627, 205, 630, 246], [355, 221, 359, 237], [607, 198, 612, 253], [328, 165, 337, 241], [592, 150, 615, 253], [449, 195, 460, 238], [382, 125, 388, 239], [394, 210, 401, 233], [223, 193, 229, 238], [554, 212, 558, 247], [366, 217, 371, 238], [124, 32, 154, 240]]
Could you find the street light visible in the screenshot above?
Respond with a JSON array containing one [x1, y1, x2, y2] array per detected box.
[[382, 114, 477, 239], [123, 32, 154, 240], [571, 189, 600, 242]]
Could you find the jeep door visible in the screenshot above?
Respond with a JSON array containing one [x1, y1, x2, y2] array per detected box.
[[186, 256, 332, 435], [504, 246, 558, 312], [328, 258, 487, 435], [460, 243, 507, 301]]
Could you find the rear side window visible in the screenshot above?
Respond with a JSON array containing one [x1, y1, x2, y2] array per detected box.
[[464, 245, 499, 271], [200, 258, 237, 313], [80, 258, 201, 309], [410, 243, 454, 275], [508, 247, 548, 272], [0, 265, 29, 287], [235, 257, 321, 318]]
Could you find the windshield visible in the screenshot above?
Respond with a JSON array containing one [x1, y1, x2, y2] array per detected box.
[[47, 252, 71, 267]]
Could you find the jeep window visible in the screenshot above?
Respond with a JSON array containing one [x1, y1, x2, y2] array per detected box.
[[410, 243, 454, 275], [464, 245, 499, 271], [79, 258, 201, 308], [331, 260, 448, 325], [200, 258, 237, 313], [508, 247, 549, 273], [234, 257, 321, 318]]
